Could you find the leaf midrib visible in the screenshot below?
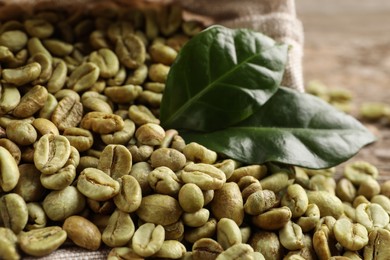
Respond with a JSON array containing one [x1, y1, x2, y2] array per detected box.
[[163, 47, 273, 127]]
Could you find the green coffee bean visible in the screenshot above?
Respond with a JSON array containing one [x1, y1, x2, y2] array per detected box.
[[0, 193, 28, 234], [1, 62, 41, 86], [102, 209, 135, 247]]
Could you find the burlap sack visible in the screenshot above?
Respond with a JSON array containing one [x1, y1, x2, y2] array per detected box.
[[0, 0, 304, 258]]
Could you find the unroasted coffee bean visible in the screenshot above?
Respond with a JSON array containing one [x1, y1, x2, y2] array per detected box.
[[363, 228, 390, 260], [252, 206, 292, 230], [115, 33, 146, 69], [371, 195, 390, 214], [333, 218, 368, 251], [164, 220, 185, 240], [6, 121, 37, 146], [357, 177, 380, 199], [104, 84, 143, 104], [26, 202, 47, 230], [336, 178, 356, 203], [0, 146, 20, 192], [0, 84, 20, 115], [32, 118, 59, 136], [135, 123, 165, 146], [260, 172, 292, 193], [67, 62, 100, 92], [0, 30, 28, 52], [244, 189, 278, 215], [42, 186, 86, 221], [249, 231, 283, 260], [18, 226, 67, 257], [217, 218, 242, 250], [183, 142, 217, 164], [355, 203, 389, 230], [13, 84, 48, 118], [150, 147, 186, 171], [210, 182, 244, 226], [228, 164, 267, 183], [29, 52, 52, 85], [63, 127, 94, 152], [153, 240, 186, 259], [307, 191, 344, 218], [0, 193, 28, 234], [182, 208, 210, 228], [184, 218, 217, 244], [282, 184, 308, 218], [13, 164, 44, 202], [98, 144, 132, 179], [89, 48, 119, 78], [51, 96, 84, 131], [101, 119, 135, 145], [178, 183, 204, 213], [128, 104, 160, 125], [0, 231, 19, 260], [132, 223, 165, 257], [0, 138, 21, 164], [181, 163, 227, 190], [63, 215, 101, 250], [102, 209, 135, 247], [81, 111, 124, 134], [113, 175, 142, 213], [216, 243, 254, 260], [192, 238, 223, 260], [344, 161, 379, 185], [279, 220, 304, 250], [148, 166, 181, 195], [136, 194, 182, 226], [34, 134, 71, 175], [77, 167, 120, 201], [1, 62, 41, 86]]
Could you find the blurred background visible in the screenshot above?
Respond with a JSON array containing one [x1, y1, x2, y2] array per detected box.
[[297, 0, 390, 178]]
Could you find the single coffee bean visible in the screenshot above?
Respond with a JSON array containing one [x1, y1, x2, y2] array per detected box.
[[152, 240, 186, 259], [13, 85, 48, 118], [18, 226, 67, 257], [282, 184, 309, 218], [228, 164, 267, 183], [217, 218, 242, 250], [279, 220, 305, 250], [184, 218, 218, 244], [249, 231, 283, 260], [77, 167, 120, 201], [183, 208, 210, 228], [51, 96, 84, 131], [344, 161, 379, 185], [210, 182, 244, 226], [135, 123, 165, 146], [252, 206, 292, 230], [26, 202, 47, 230], [80, 111, 124, 134], [1, 62, 41, 86], [67, 62, 100, 92], [0, 30, 28, 52], [113, 175, 142, 213], [183, 142, 217, 164], [333, 218, 368, 251], [102, 209, 135, 247], [244, 189, 278, 215], [356, 203, 389, 230], [6, 121, 37, 146], [0, 193, 28, 234], [363, 228, 390, 260], [115, 33, 146, 69], [136, 194, 182, 226], [101, 119, 135, 145], [89, 48, 120, 78], [132, 223, 165, 257], [128, 104, 160, 125], [42, 186, 86, 221], [178, 183, 204, 213], [63, 215, 101, 250], [98, 144, 132, 179], [336, 178, 356, 203], [0, 84, 20, 115], [13, 164, 44, 202], [216, 243, 254, 260], [0, 146, 20, 192], [34, 134, 71, 175], [181, 163, 227, 190], [307, 190, 344, 218], [192, 238, 223, 260], [150, 147, 186, 171]]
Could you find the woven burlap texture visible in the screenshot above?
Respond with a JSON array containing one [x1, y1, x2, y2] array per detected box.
[[0, 0, 304, 259]]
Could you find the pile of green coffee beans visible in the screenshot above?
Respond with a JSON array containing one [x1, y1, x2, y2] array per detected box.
[[0, 3, 389, 260]]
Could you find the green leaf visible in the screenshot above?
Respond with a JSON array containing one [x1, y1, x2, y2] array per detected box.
[[160, 25, 288, 132], [180, 87, 376, 169]]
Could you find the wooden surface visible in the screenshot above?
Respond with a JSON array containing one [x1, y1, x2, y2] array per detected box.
[[297, 0, 390, 182]]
